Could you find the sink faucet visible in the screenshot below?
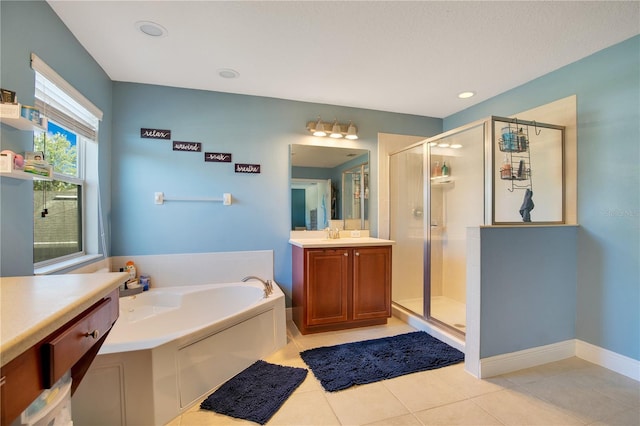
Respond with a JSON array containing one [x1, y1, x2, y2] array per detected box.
[[241, 275, 274, 297]]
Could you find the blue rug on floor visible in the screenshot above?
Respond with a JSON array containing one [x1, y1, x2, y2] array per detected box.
[[300, 331, 464, 392], [200, 360, 307, 425]]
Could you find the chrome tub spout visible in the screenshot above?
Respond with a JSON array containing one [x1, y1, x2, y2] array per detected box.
[[241, 275, 274, 297]]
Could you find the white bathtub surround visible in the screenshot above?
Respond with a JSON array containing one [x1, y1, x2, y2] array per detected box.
[[72, 251, 287, 426], [110, 250, 274, 288]]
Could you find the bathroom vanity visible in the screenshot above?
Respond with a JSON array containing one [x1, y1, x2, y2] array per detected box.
[[0, 273, 127, 426], [290, 237, 393, 334]]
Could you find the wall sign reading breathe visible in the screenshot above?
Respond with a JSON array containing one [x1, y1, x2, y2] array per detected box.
[[235, 163, 260, 174]]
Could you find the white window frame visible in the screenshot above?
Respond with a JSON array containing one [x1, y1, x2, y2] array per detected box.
[[31, 54, 103, 274]]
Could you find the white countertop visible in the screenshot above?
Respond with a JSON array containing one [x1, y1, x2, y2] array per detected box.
[[0, 272, 128, 367], [289, 237, 395, 248]]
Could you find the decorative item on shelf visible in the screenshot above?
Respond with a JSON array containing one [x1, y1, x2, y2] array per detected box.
[[20, 105, 41, 124], [1, 88, 17, 104], [431, 161, 441, 178], [23, 151, 52, 178], [306, 117, 358, 140], [441, 161, 450, 177], [500, 154, 512, 179], [499, 124, 528, 153]]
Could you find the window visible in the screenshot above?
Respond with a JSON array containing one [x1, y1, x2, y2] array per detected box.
[[33, 122, 84, 263], [31, 54, 102, 270]]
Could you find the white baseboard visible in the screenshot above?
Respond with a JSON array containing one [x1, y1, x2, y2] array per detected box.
[[479, 340, 575, 378], [576, 340, 640, 382], [478, 339, 640, 382]]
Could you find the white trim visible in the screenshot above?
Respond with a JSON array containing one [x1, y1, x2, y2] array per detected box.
[[576, 340, 640, 382], [30, 53, 103, 120], [391, 304, 465, 352], [479, 340, 575, 378], [35, 254, 103, 275]]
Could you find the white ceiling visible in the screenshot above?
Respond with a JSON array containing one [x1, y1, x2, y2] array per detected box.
[[47, 1, 639, 118]]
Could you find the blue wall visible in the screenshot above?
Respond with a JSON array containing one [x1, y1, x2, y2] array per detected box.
[[110, 82, 441, 304], [479, 226, 577, 358], [0, 1, 113, 276], [446, 36, 640, 361]]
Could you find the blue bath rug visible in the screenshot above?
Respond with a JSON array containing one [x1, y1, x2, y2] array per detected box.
[[200, 360, 307, 425], [300, 331, 464, 392]]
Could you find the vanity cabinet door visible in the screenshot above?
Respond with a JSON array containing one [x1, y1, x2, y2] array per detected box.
[[305, 248, 350, 326], [352, 246, 392, 320]]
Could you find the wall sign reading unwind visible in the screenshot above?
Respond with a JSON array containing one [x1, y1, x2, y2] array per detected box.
[[173, 141, 202, 152], [140, 128, 171, 139], [235, 163, 261, 174]]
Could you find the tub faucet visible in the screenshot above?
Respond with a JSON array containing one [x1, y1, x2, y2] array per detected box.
[[241, 275, 274, 297]]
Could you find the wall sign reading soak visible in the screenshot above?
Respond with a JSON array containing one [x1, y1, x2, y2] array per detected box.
[[141, 128, 171, 139], [173, 141, 202, 152], [235, 163, 261, 174], [205, 152, 232, 162]]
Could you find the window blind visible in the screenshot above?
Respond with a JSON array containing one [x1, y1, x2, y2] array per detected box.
[[31, 53, 101, 140]]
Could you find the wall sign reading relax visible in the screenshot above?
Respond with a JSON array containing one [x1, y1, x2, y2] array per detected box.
[[140, 128, 171, 139], [205, 152, 232, 162], [235, 163, 261, 174], [173, 141, 202, 152]]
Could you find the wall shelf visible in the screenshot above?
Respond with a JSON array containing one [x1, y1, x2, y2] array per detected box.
[[0, 169, 52, 181], [0, 103, 46, 131]]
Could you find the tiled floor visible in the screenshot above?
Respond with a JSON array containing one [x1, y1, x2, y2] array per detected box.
[[168, 317, 639, 425]]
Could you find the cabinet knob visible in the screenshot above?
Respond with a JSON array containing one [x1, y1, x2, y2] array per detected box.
[[85, 329, 100, 339], [355, 252, 360, 256], [343, 252, 348, 257]]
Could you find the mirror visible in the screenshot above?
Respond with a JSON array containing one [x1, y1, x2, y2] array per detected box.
[[291, 144, 369, 231]]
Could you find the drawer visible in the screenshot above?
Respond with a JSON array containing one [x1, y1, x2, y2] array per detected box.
[[42, 293, 117, 387]]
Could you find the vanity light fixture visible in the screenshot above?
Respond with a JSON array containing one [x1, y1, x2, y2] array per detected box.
[[330, 120, 343, 138], [312, 117, 327, 137], [450, 143, 463, 149], [307, 118, 358, 140], [345, 122, 358, 140]]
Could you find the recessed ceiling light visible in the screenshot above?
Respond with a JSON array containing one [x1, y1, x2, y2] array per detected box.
[[217, 68, 240, 79], [458, 91, 475, 99], [135, 21, 167, 37]]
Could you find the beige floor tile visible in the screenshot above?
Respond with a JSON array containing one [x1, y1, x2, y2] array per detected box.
[[413, 400, 503, 426], [590, 406, 640, 426], [382, 370, 467, 412], [472, 388, 583, 425], [520, 374, 635, 423], [428, 363, 508, 398], [325, 382, 410, 425], [176, 408, 254, 425], [364, 413, 422, 425], [268, 390, 340, 425]]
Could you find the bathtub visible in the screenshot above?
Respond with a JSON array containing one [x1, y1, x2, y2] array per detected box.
[[72, 281, 287, 426]]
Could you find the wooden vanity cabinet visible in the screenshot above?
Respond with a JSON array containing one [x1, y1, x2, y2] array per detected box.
[[0, 289, 119, 426], [292, 245, 391, 334]]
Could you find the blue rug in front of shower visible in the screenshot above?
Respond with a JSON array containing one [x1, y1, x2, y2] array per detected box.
[[200, 360, 307, 425], [300, 331, 464, 392]]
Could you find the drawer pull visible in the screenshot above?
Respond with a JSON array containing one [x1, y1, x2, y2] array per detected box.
[[85, 329, 100, 339]]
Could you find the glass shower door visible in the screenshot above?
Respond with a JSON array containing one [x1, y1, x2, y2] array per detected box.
[[428, 123, 485, 333], [390, 144, 426, 316]]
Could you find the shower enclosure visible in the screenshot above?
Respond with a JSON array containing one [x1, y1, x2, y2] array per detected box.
[[389, 122, 485, 334], [389, 116, 565, 335]]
